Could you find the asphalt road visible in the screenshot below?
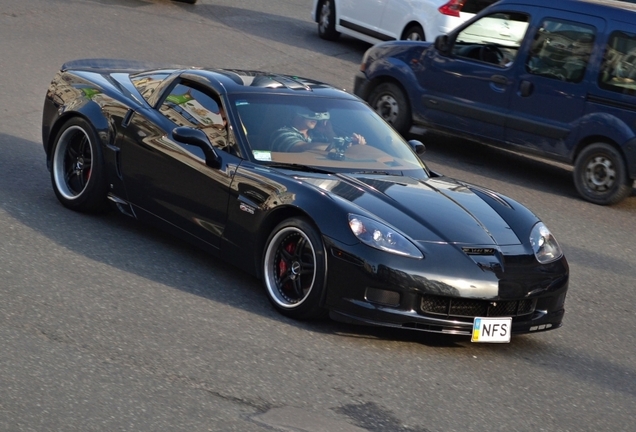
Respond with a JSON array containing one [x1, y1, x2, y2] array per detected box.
[[1, 1, 635, 431]]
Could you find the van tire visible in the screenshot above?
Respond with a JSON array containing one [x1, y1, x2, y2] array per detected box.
[[573, 142, 632, 205], [368, 82, 411, 136]]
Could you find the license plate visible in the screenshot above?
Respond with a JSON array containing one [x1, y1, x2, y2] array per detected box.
[[471, 317, 512, 343]]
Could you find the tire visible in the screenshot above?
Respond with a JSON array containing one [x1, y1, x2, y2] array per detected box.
[[368, 82, 411, 136], [573, 142, 632, 205], [403, 24, 424, 41], [262, 218, 328, 320], [50, 117, 109, 213], [317, 0, 340, 41]]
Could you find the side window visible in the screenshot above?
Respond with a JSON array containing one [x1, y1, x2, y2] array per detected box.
[[131, 72, 171, 104], [599, 30, 636, 96], [526, 19, 595, 83], [453, 12, 530, 66], [159, 82, 237, 155]]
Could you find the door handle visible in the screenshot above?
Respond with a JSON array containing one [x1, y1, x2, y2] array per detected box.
[[491, 75, 508, 85], [519, 80, 534, 97]]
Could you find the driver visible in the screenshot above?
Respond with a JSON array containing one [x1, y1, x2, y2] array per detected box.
[[270, 107, 366, 152]]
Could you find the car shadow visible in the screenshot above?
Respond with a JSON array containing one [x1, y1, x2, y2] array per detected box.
[[0, 133, 450, 349], [413, 133, 636, 205], [3, 133, 636, 400]]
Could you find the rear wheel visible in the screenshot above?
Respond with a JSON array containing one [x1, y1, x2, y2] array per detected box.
[[368, 82, 411, 136], [317, 0, 339, 41], [403, 24, 424, 41], [262, 218, 327, 320], [50, 117, 109, 212], [573, 142, 632, 205]]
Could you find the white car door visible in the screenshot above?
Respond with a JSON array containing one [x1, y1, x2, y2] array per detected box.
[[339, 0, 388, 35]]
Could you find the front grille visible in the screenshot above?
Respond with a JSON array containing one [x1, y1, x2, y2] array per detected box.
[[420, 295, 536, 318]]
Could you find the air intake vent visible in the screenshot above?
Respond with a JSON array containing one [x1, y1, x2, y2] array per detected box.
[[420, 295, 536, 318], [366, 287, 400, 307], [462, 247, 496, 255]]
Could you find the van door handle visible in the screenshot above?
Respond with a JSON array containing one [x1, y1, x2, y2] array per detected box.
[[519, 80, 534, 97], [491, 75, 508, 85]]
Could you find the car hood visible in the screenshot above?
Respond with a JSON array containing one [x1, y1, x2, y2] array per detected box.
[[301, 173, 522, 246]]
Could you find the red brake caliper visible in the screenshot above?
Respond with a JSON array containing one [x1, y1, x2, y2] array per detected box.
[[278, 241, 296, 280]]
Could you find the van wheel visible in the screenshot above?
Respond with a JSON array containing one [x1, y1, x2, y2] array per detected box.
[[573, 142, 632, 205], [317, 0, 339, 41], [368, 82, 411, 136]]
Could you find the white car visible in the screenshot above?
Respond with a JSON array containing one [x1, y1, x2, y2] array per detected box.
[[311, 0, 498, 44]]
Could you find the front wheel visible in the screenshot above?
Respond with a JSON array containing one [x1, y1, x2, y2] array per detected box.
[[262, 218, 327, 320], [317, 0, 339, 41], [573, 142, 632, 205], [368, 82, 411, 136], [50, 117, 109, 212]]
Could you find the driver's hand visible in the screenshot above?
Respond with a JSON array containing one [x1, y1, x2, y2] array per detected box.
[[351, 133, 366, 145]]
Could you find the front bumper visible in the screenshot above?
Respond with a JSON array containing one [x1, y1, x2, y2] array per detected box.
[[353, 71, 373, 101], [323, 237, 569, 337]]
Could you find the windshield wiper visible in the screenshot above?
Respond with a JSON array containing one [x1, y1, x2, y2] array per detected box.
[[352, 170, 398, 175], [264, 162, 336, 175]]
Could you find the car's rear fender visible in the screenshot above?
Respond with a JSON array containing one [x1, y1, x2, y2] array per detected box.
[[43, 100, 111, 167], [43, 71, 118, 159]]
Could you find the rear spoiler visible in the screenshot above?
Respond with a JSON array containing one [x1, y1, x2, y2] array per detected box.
[[60, 58, 191, 73]]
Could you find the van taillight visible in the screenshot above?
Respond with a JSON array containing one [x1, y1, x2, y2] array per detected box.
[[438, 0, 466, 17]]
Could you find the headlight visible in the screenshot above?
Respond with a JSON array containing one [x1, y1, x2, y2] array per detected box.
[[348, 214, 423, 259], [530, 222, 563, 264]]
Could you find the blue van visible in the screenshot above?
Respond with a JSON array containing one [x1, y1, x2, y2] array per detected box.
[[354, 0, 636, 205]]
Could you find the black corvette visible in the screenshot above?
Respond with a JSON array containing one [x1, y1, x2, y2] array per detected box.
[[42, 59, 568, 342]]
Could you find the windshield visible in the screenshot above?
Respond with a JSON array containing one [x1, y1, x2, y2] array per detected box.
[[230, 94, 428, 178]]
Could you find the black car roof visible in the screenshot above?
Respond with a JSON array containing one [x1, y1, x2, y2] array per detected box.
[[194, 68, 355, 99], [61, 58, 356, 100]]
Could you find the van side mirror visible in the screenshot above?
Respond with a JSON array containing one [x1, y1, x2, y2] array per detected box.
[[408, 139, 426, 155], [435, 35, 450, 55], [172, 127, 221, 168]]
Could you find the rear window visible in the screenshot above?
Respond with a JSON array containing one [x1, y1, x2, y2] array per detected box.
[[462, 0, 498, 14], [131, 72, 172, 104], [599, 30, 636, 96]]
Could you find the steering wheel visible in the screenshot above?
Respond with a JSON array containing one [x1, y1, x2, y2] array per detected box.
[[479, 44, 504, 65]]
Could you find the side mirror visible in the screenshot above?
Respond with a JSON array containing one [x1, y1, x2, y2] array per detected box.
[[434, 34, 450, 55], [172, 127, 221, 168], [408, 139, 426, 155]]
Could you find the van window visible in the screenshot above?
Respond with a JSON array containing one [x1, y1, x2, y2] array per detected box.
[[599, 30, 636, 96], [526, 19, 596, 83], [453, 12, 530, 66]]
